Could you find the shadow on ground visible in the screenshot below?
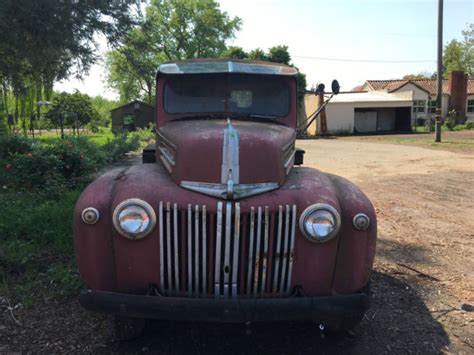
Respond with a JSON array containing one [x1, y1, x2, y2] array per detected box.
[[114, 272, 449, 354]]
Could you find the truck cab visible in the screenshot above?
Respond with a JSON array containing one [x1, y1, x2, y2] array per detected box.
[[74, 59, 376, 338]]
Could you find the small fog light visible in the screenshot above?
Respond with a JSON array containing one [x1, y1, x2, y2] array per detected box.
[[353, 213, 370, 231], [82, 207, 100, 225]]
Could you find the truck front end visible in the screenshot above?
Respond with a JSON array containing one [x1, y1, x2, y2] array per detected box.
[[74, 59, 376, 333]]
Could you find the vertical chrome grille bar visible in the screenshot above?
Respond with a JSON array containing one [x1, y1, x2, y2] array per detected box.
[[201, 205, 207, 297], [187, 204, 192, 296], [231, 203, 241, 298], [173, 203, 179, 295], [165, 202, 173, 293], [285, 205, 297, 295], [279, 205, 291, 296], [194, 205, 200, 296], [253, 207, 262, 296], [159, 201, 165, 293], [223, 202, 232, 298], [272, 206, 283, 294], [214, 202, 223, 297], [246, 207, 255, 295], [260, 206, 269, 295]]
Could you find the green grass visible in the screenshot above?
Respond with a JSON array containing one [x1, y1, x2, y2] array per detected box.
[[36, 130, 114, 146], [0, 190, 83, 304]]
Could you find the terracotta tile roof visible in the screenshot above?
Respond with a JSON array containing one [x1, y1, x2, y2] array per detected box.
[[359, 79, 474, 95], [351, 84, 365, 92]]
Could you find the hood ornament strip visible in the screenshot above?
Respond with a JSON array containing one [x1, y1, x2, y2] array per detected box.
[[222, 118, 240, 184], [180, 118, 279, 200]]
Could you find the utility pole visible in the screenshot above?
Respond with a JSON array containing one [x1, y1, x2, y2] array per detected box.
[[435, 0, 443, 143]]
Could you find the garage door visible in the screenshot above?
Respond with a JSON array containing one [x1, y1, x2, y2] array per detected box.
[[354, 111, 377, 133]]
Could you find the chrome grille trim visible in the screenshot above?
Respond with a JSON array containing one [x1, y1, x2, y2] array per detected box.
[[187, 204, 192, 296], [201, 205, 207, 296], [173, 203, 179, 295], [194, 205, 200, 296], [246, 207, 255, 295], [261, 206, 270, 295], [165, 202, 173, 293], [253, 207, 263, 296], [158, 201, 296, 298], [159, 202, 165, 292], [280, 205, 291, 296], [231, 203, 241, 298], [272, 206, 283, 293], [214, 202, 223, 296], [223, 202, 232, 298], [285, 205, 297, 295]]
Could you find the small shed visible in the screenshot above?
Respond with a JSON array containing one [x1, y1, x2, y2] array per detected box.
[[110, 100, 154, 132]]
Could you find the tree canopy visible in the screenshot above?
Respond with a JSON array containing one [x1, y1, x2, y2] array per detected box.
[[0, 0, 139, 126], [443, 23, 473, 77], [45, 91, 100, 131], [106, 0, 242, 103]]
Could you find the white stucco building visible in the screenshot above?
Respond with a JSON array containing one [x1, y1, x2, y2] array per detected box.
[[300, 71, 474, 135]]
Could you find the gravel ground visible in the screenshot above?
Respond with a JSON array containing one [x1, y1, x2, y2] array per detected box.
[[1, 133, 473, 354]]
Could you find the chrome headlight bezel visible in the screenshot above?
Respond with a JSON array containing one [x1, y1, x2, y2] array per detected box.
[[299, 203, 341, 243], [112, 198, 156, 239]]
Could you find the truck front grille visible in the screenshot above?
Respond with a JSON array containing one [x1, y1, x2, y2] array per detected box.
[[158, 201, 297, 298]]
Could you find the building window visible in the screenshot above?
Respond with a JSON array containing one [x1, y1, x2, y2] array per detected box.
[[468, 99, 474, 113], [428, 100, 437, 114], [413, 100, 426, 113]]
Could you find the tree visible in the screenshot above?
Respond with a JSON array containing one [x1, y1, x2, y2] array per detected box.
[[268, 45, 291, 65], [106, 0, 241, 102], [247, 48, 268, 61], [442, 24, 474, 77], [221, 46, 248, 59], [462, 23, 473, 76], [402, 73, 432, 80], [0, 0, 139, 131], [46, 92, 100, 133], [443, 39, 464, 76]]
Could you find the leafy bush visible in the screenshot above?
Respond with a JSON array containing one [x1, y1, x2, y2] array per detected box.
[[102, 133, 140, 162], [0, 134, 140, 191], [130, 125, 155, 144], [444, 109, 457, 131]]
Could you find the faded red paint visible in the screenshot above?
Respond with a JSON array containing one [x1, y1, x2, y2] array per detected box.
[[74, 60, 377, 314], [159, 120, 295, 186]]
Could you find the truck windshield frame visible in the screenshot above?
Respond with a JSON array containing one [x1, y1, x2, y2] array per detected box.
[[163, 74, 291, 117]]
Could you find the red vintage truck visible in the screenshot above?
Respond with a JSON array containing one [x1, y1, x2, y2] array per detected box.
[[74, 59, 376, 339]]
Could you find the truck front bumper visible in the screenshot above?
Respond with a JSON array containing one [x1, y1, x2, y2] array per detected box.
[[79, 289, 369, 326]]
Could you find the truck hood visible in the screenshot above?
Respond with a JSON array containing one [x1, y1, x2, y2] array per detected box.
[[157, 119, 296, 199]]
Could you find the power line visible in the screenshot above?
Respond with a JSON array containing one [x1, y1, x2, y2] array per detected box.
[[293, 55, 436, 63]]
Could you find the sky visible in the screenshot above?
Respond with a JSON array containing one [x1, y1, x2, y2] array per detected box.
[[55, 0, 473, 100]]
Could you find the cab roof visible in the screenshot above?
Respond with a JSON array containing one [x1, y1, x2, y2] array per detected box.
[[157, 58, 298, 76]]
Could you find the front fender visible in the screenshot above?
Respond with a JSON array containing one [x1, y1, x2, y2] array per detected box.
[[326, 174, 377, 294], [73, 168, 127, 290]]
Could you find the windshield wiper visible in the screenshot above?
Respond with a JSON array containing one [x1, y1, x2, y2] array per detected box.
[[249, 114, 277, 119]]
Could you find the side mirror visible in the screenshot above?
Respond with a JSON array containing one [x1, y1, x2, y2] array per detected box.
[[315, 83, 325, 95], [331, 80, 340, 95]]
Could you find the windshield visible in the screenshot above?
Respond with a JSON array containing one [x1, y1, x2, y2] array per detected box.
[[164, 74, 290, 117]]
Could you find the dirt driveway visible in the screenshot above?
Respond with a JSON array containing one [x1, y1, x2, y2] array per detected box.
[[2, 136, 473, 354]]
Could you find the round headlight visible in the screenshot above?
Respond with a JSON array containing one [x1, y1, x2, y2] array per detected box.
[[299, 204, 341, 242], [113, 199, 156, 239]]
